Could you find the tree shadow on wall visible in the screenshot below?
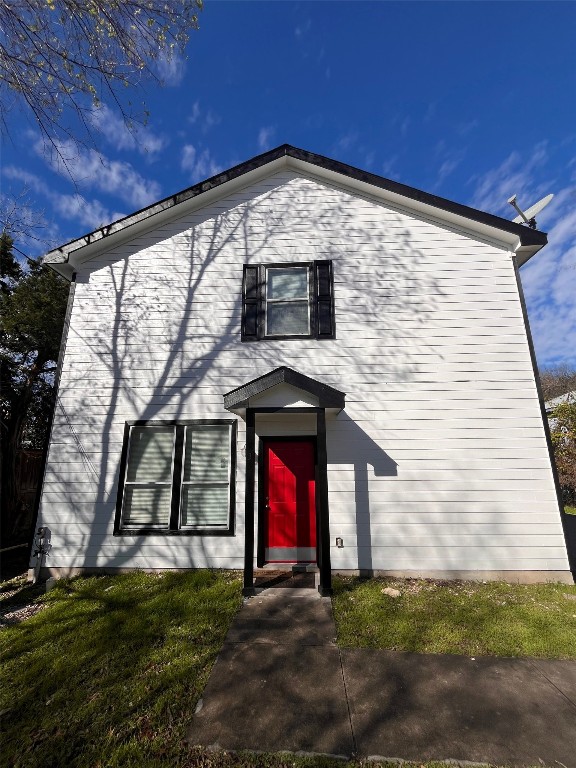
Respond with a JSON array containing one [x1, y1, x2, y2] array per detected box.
[[41, 170, 457, 575]]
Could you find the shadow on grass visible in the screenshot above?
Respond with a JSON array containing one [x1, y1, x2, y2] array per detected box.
[[0, 571, 242, 768]]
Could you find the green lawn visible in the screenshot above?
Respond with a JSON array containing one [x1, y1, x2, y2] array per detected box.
[[332, 576, 576, 658], [0, 571, 242, 768], [565, 505, 576, 515]]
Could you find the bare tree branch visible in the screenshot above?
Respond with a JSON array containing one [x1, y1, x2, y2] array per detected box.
[[0, 0, 203, 146]]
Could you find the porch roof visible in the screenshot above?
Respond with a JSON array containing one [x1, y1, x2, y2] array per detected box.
[[223, 366, 346, 412]]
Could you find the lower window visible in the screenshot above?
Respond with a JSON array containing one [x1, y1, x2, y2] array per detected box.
[[114, 420, 236, 535]]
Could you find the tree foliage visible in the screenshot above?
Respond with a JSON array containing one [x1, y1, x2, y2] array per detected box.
[[538, 365, 576, 504], [540, 364, 576, 402], [0, 0, 203, 144], [550, 401, 576, 505], [0, 232, 69, 543]]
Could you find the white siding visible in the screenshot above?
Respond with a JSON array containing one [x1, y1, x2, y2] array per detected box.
[[37, 171, 570, 575]]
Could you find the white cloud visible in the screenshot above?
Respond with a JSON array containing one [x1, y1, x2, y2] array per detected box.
[[470, 145, 576, 367], [52, 194, 125, 230], [3, 165, 124, 231], [364, 151, 375, 170], [187, 101, 221, 133], [89, 105, 167, 156], [521, 191, 576, 367], [437, 158, 460, 184], [189, 101, 201, 124], [424, 102, 438, 124], [457, 119, 479, 136], [204, 110, 221, 133], [333, 132, 358, 154], [35, 138, 162, 209], [382, 156, 399, 179], [257, 126, 275, 152], [2, 166, 46, 194], [433, 146, 466, 190], [295, 19, 312, 38], [155, 50, 187, 87], [180, 144, 222, 182], [181, 144, 197, 172], [469, 143, 549, 216]]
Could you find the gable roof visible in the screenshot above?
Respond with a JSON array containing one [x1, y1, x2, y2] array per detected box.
[[223, 366, 346, 411], [44, 144, 548, 279]]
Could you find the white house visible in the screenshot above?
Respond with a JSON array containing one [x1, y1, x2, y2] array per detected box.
[[35, 145, 573, 593]]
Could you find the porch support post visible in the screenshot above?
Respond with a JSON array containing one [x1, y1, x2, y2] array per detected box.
[[316, 408, 332, 596], [243, 408, 256, 596]]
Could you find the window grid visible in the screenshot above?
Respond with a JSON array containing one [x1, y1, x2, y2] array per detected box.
[[121, 426, 176, 529], [180, 425, 232, 530], [265, 266, 311, 337], [114, 420, 236, 537]]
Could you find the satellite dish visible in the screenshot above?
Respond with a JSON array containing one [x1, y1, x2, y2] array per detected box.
[[507, 193, 554, 229]]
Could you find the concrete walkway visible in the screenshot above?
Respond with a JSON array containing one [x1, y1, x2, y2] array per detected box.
[[187, 588, 576, 767]]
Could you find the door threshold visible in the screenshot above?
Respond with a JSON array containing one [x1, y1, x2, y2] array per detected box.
[[253, 567, 320, 591], [257, 563, 318, 572]]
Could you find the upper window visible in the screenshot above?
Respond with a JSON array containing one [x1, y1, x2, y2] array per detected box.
[[114, 420, 236, 536], [266, 267, 310, 336], [241, 261, 335, 341]]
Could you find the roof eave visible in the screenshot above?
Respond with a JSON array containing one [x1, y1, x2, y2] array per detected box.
[[43, 144, 548, 279]]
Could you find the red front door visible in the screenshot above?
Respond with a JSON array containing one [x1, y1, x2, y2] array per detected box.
[[264, 440, 316, 563]]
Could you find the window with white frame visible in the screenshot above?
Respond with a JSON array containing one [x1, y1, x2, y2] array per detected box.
[[115, 420, 236, 535]]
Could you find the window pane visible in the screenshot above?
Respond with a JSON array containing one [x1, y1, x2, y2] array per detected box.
[[268, 268, 308, 300], [122, 486, 171, 527], [181, 485, 229, 527], [267, 301, 309, 335], [126, 427, 174, 482], [183, 426, 230, 483]]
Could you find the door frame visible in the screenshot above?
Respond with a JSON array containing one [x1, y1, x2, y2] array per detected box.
[[242, 406, 333, 597], [257, 436, 318, 568]]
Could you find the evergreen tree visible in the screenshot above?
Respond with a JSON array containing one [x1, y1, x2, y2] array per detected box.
[[0, 233, 68, 544]]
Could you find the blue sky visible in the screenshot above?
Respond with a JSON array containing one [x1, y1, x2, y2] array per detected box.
[[1, 1, 575, 369]]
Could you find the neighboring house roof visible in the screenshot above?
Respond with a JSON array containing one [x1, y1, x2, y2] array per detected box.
[[43, 144, 548, 280], [545, 391, 576, 415]]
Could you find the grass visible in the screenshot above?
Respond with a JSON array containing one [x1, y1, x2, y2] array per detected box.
[[565, 505, 576, 515], [0, 571, 242, 768], [332, 576, 576, 658]]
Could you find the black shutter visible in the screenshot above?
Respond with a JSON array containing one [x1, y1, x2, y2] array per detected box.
[[241, 265, 260, 341], [314, 260, 335, 338]]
